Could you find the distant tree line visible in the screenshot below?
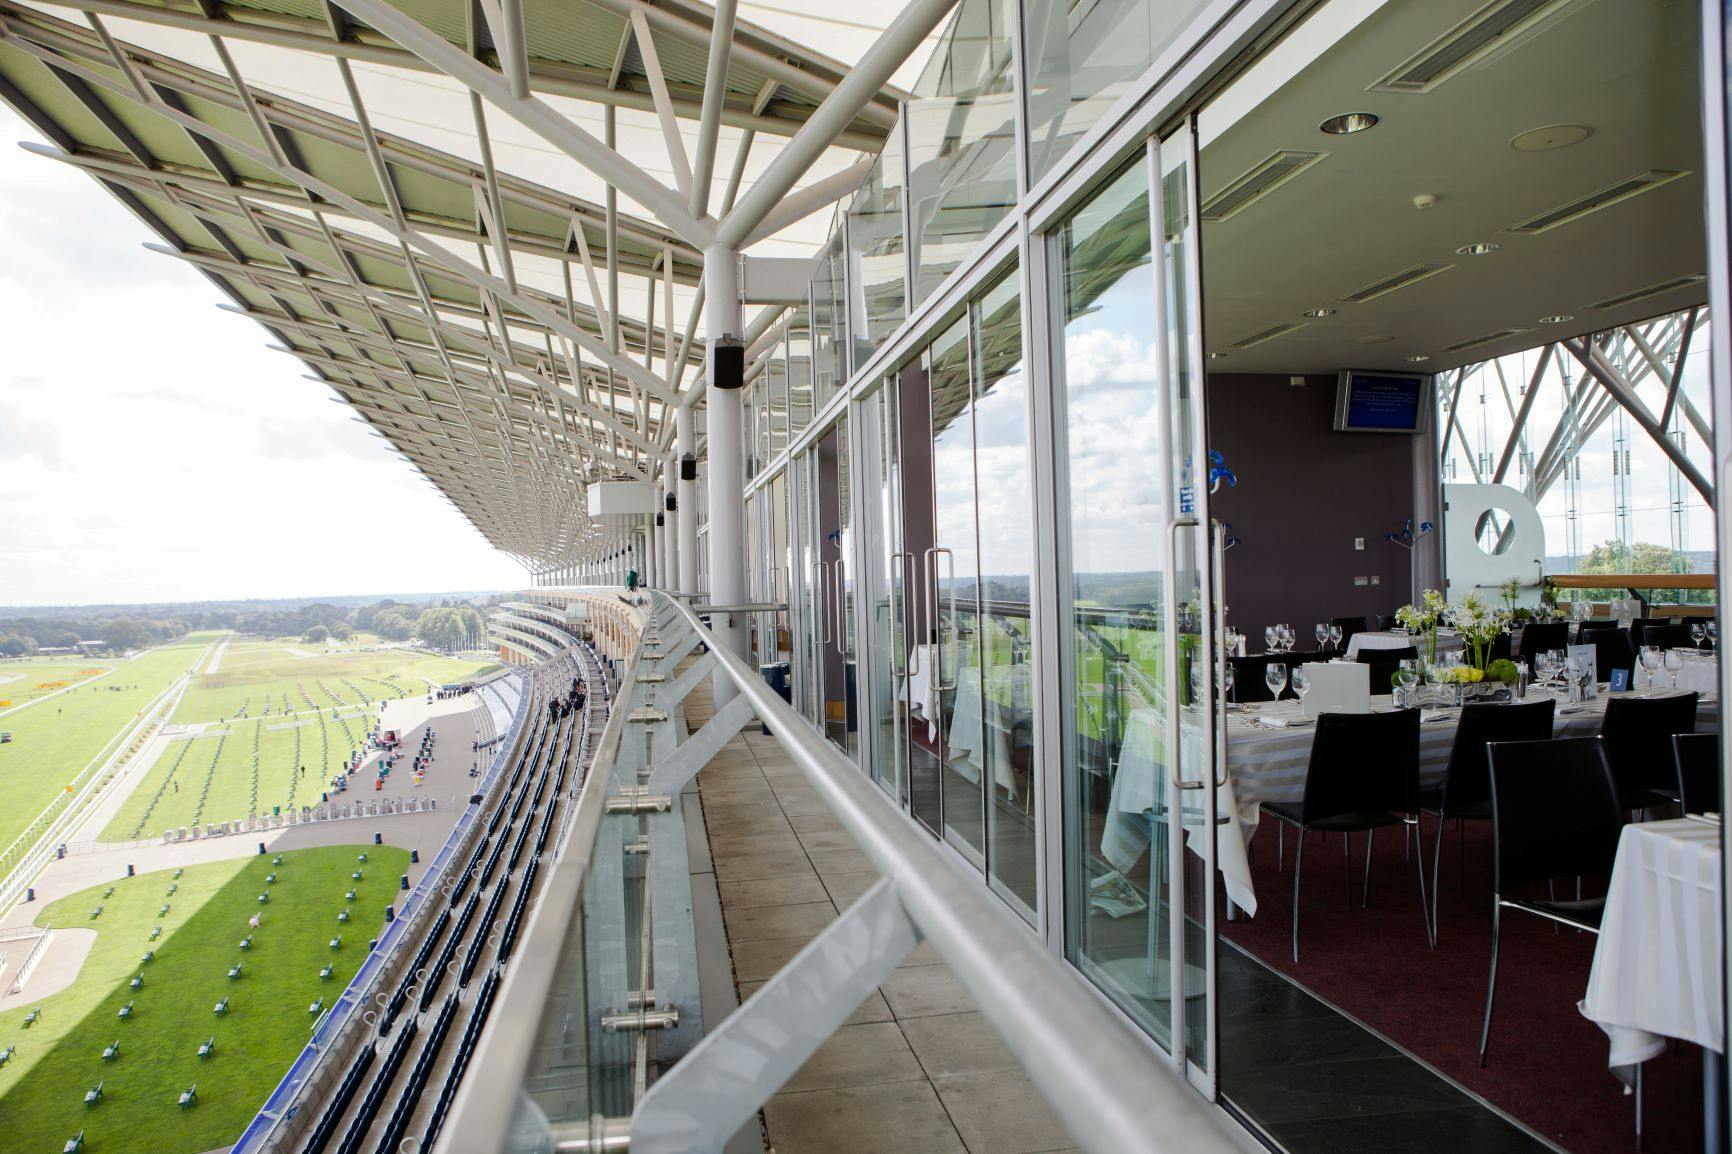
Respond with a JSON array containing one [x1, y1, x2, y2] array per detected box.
[[0, 594, 502, 657]]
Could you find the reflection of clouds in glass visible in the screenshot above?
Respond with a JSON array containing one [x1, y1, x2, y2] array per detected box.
[[1062, 325, 1166, 579]]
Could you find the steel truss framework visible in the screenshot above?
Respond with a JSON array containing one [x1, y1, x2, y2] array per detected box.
[[1439, 309, 1714, 544], [0, 0, 942, 568]]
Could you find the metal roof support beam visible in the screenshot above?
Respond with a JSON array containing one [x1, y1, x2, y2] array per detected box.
[[741, 157, 874, 248], [628, 8, 692, 199], [1492, 345, 1551, 485], [1560, 337, 1714, 505], [330, 0, 713, 247], [1659, 307, 1699, 433], [0, 34, 681, 407], [689, 0, 735, 220], [718, 0, 959, 249], [49, 0, 887, 148]]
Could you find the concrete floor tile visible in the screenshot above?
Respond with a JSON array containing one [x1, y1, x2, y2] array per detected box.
[[788, 812, 846, 836], [808, 848, 874, 877], [822, 870, 882, 907], [723, 900, 836, 943], [881, 964, 976, 1019], [763, 1081, 965, 1154], [782, 1022, 926, 1093], [712, 845, 816, 883], [718, 874, 831, 909], [794, 826, 859, 854], [740, 980, 895, 1026], [900, 1012, 1014, 1078], [731, 935, 810, 982], [932, 1069, 1073, 1154], [708, 830, 806, 859]]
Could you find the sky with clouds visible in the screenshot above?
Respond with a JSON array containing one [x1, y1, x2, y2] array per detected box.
[[0, 106, 525, 607]]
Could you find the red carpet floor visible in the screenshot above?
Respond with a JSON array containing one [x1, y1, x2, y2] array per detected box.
[[1220, 816, 1705, 1154]]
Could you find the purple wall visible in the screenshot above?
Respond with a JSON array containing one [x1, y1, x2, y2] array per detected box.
[[1206, 373, 1418, 639]]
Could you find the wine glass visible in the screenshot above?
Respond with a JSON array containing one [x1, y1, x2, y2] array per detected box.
[[1264, 661, 1288, 701], [1665, 648, 1684, 690], [1315, 623, 1329, 650], [1393, 658, 1419, 707], [1291, 665, 1310, 709], [1264, 626, 1279, 655], [1708, 620, 1719, 649], [1638, 645, 1662, 691], [1327, 623, 1343, 651], [1280, 624, 1296, 652], [1221, 663, 1236, 704], [1691, 622, 1706, 649]]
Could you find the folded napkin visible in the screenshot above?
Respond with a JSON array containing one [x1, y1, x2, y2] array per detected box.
[[1258, 714, 1312, 728]]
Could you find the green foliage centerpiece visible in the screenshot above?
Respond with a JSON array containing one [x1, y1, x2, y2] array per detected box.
[[1394, 589, 1448, 666]]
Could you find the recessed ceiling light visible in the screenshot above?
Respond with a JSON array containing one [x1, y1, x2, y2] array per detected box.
[[1320, 112, 1379, 135], [1456, 242, 1501, 256], [1405, 355, 1431, 363], [1510, 124, 1591, 153], [1207, 352, 1228, 360], [1302, 308, 1336, 318], [1537, 314, 1574, 324]]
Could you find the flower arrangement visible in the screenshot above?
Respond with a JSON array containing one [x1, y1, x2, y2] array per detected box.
[[1486, 658, 1520, 684], [1499, 577, 1521, 614], [1449, 592, 1513, 672], [1394, 589, 1448, 664]]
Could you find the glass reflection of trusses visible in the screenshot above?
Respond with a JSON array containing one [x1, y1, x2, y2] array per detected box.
[[1437, 306, 1712, 579]]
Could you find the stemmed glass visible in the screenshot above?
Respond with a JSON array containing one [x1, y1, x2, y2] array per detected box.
[[1327, 623, 1343, 652], [1708, 621, 1719, 650], [1291, 665, 1310, 711], [1315, 624, 1329, 650], [1665, 648, 1684, 690], [1221, 663, 1236, 704], [1394, 658, 1420, 707], [1279, 624, 1296, 652], [1691, 622, 1707, 649], [1264, 626, 1279, 655], [1638, 645, 1662, 691], [1264, 661, 1289, 702]]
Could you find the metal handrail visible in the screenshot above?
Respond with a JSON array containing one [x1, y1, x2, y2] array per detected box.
[[654, 594, 1239, 1154], [440, 591, 1240, 1154]]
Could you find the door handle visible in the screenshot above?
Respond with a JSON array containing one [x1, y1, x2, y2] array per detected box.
[[815, 561, 830, 646], [933, 547, 957, 691], [890, 551, 908, 677], [1164, 517, 1205, 791], [903, 551, 922, 678], [833, 559, 847, 655], [1210, 519, 1229, 789]]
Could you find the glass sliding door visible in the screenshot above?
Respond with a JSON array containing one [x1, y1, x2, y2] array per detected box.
[[859, 376, 909, 801], [1057, 133, 1216, 1074], [815, 418, 859, 760], [928, 316, 986, 866], [792, 450, 821, 726], [971, 271, 1038, 919]]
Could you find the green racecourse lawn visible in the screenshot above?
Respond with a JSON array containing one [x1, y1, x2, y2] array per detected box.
[[0, 845, 408, 1154], [0, 635, 219, 856], [0, 659, 117, 709], [100, 644, 497, 842]]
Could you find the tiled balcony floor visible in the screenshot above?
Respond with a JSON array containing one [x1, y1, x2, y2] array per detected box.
[[683, 681, 1079, 1154]]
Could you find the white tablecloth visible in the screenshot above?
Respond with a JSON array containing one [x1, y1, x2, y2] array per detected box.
[[946, 663, 1032, 798], [1344, 629, 1465, 661], [1102, 690, 1717, 919], [1637, 650, 1720, 696], [1581, 818, 1724, 1070]]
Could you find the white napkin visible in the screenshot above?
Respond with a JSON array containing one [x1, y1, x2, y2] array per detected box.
[[1258, 714, 1311, 728]]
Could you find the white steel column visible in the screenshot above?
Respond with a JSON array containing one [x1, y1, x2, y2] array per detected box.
[[675, 405, 700, 594], [705, 246, 748, 706]]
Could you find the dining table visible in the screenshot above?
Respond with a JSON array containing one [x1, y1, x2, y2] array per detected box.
[[1580, 816, 1724, 1152], [1344, 628, 1464, 661], [1100, 685, 1719, 919]]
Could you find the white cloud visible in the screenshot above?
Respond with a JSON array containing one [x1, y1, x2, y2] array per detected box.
[[0, 107, 524, 605]]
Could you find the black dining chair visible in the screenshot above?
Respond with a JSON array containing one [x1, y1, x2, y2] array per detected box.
[[1641, 624, 1695, 651], [1419, 700, 1556, 942], [1588, 628, 1636, 682], [1481, 736, 1624, 1065], [1229, 655, 1297, 703], [1259, 709, 1426, 962], [1516, 621, 1569, 673], [1362, 658, 1406, 696], [1575, 619, 1620, 643], [1631, 616, 1676, 649], [1355, 645, 1417, 664], [1672, 733, 1720, 814], [1600, 692, 1700, 811]]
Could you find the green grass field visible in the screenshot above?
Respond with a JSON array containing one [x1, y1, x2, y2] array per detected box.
[[172, 647, 496, 724], [0, 844, 407, 1154], [0, 636, 221, 856], [0, 659, 117, 711], [94, 644, 496, 842]]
